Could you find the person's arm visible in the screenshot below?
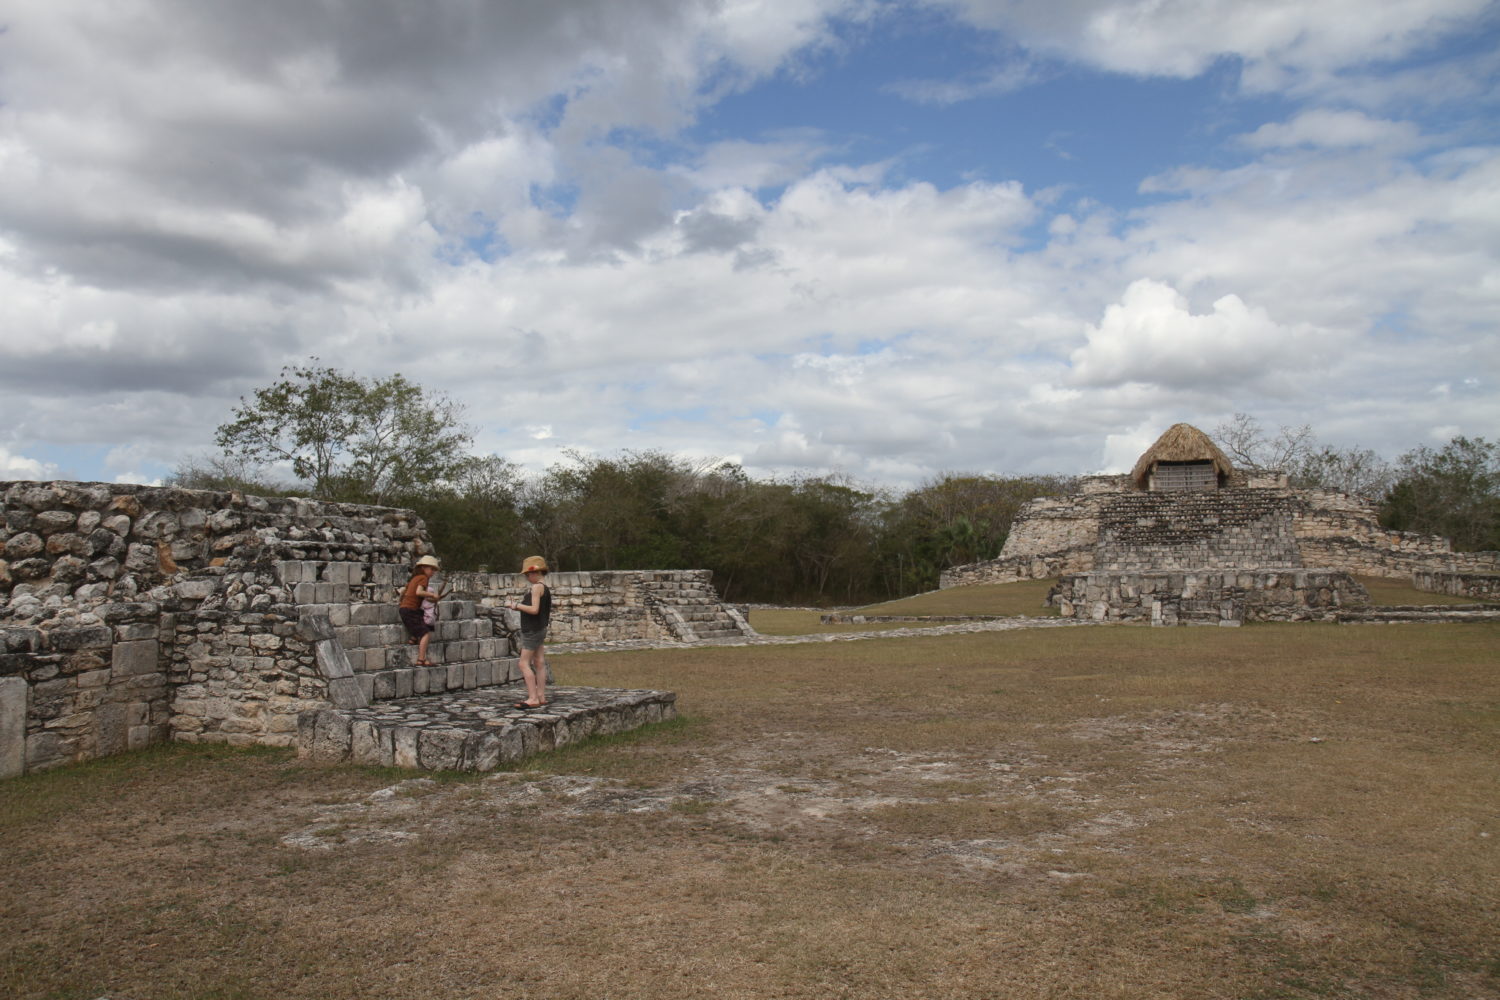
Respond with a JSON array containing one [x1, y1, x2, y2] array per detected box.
[[509, 583, 543, 614]]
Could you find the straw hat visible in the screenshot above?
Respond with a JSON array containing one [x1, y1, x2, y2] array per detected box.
[[521, 556, 548, 575], [415, 555, 441, 569]]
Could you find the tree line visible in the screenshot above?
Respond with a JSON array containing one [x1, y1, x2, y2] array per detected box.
[[171, 365, 1500, 604]]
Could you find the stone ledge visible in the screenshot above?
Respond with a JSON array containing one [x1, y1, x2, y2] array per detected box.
[[297, 684, 677, 772]]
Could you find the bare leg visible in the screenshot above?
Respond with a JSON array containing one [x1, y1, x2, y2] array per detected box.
[[517, 648, 543, 705], [534, 644, 548, 705], [417, 630, 433, 665]]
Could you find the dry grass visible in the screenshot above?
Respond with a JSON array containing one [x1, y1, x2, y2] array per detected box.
[[751, 579, 1059, 635], [1352, 575, 1490, 606], [3, 623, 1498, 999], [854, 578, 1059, 617]]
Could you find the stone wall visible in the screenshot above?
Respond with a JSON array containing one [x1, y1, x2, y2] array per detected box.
[[1, 480, 428, 609], [0, 604, 171, 776], [942, 484, 1500, 589], [1052, 569, 1369, 625], [0, 482, 734, 776], [451, 568, 751, 644], [1094, 492, 1301, 571], [1411, 570, 1500, 601]]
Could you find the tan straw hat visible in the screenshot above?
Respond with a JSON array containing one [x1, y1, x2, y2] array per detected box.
[[521, 556, 548, 574], [415, 555, 441, 569]]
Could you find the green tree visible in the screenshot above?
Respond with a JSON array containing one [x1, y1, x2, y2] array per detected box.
[[214, 361, 472, 503], [1381, 436, 1500, 551], [392, 456, 525, 572]]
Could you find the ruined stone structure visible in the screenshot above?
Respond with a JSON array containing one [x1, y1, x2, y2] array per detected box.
[[942, 424, 1500, 622], [0, 482, 744, 777]]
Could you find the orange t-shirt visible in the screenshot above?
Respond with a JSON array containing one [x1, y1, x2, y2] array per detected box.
[[400, 574, 427, 610]]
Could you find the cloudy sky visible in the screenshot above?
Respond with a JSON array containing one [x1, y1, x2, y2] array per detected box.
[[2, 0, 1497, 488]]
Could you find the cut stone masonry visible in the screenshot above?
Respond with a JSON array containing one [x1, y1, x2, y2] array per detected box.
[[0, 481, 730, 777]]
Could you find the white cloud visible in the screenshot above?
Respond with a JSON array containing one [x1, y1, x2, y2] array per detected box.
[[1069, 279, 1323, 389], [935, 0, 1493, 89], [0, 0, 1496, 491], [0, 446, 59, 480], [1239, 109, 1423, 151]]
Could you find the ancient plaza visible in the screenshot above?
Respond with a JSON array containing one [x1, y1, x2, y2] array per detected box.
[[2, 424, 1496, 777]]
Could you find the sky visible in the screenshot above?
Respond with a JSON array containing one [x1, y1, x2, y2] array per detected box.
[[1, 0, 1497, 489]]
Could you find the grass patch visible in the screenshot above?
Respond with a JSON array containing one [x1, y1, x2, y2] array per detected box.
[[1352, 575, 1490, 606], [4, 622, 1497, 1000], [750, 579, 1059, 635], [854, 578, 1060, 617]]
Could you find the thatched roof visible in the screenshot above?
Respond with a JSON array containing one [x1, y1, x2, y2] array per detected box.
[[1130, 423, 1234, 488]]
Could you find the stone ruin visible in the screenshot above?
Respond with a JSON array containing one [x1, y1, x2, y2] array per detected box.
[[0, 481, 753, 778], [942, 424, 1500, 625]]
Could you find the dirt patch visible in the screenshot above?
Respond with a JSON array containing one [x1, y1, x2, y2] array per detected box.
[[4, 623, 1498, 1000]]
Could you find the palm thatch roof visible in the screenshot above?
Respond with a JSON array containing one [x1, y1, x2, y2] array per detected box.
[[1130, 423, 1234, 488]]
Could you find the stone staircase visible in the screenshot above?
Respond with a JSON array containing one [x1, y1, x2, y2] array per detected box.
[[280, 561, 521, 706], [644, 575, 754, 641], [278, 559, 680, 772]]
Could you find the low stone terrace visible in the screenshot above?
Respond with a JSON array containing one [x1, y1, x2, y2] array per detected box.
[[299, 684, 676, 772]]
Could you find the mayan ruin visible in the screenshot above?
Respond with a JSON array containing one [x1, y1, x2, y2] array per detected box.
[[943, 424, 1500, 625], [0, 481, 766, 777]]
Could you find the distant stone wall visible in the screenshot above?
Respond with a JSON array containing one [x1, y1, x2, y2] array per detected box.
[[942, 484, 1500, 589], [1094, 492, 1300, 571], [1053, 569, 1369, 625], [1412, 570, 1500, 601], [449, 568, 749, 644]]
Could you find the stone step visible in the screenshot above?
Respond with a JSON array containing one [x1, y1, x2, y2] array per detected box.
[[358, 657, 522, 701], [1336, 609, 1500, 623], [299, 685, 677, 771]]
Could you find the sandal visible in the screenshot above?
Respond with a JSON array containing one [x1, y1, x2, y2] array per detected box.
[[415, 659, 433, 666]]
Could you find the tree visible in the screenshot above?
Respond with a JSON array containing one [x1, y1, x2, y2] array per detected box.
[[1381, 436, 1500, 551], [1288, 445, 1394, 499], [1213, 413, 1393, 498], [1212, 413, 1315, 473], [214, 361, 472, 503], [392, 455, 525, 572]]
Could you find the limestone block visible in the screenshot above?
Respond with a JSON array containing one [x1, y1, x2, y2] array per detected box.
[[25, 730, 68, 772], [5, 532, 43, 559], [111, 639, 160, 679], [313, 639, 355, 681], [309, 710, 352, 761], [51, 625, 113, 651], [0, 677, 27, 779], [175, 579, 216, 601], [392, 726, 419, 768], [123, 543, 157, 573], [326, 676, 367, 710], [372, 671, 396, 700], [349, 719, 384, 765], [417, 728, 464, 770], [52, 555, 87, 583]]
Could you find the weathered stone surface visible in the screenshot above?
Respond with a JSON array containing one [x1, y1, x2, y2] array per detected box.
[[49, 625, 113, 651], [0, 677, 26, 778], [5, 533, 43, 559], [111, 639, 160, 678], [302, 685, 677, 773]]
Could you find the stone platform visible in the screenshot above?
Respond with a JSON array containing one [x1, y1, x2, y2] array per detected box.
[[298, 684, 677, 772]]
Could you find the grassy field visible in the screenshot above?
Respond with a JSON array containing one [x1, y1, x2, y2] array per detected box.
[[3, 621, 1498, 999], [750, 579, 1059, 635]]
